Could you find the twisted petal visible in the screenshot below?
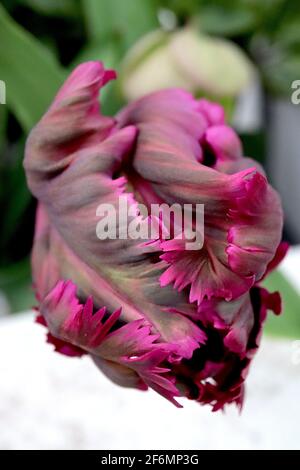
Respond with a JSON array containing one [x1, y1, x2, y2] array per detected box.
[[39, 278, 182, 405], [118, 91, 283, 304]]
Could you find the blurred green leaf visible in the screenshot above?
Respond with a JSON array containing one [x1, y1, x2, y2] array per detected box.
[[197, 4, 257, 37], [250, 32, 300, 96], [215, 95, 236, 122], [275, 19, 300, 51], [264, 55, 300, 96], [264, 270, 300, 339], [0, 106, 8, 206], [0, 3, 66, 131], [72, 40, 120, 69], [0, 258, 34, 313], [0, 139, 31, 250], [83, 0, 158, 49], [0, 105, 7, 151], [21, 0, 80, 17], [257, 48, 300, 95], [157, 0, 196, 19], [0, 0, 20, 13]]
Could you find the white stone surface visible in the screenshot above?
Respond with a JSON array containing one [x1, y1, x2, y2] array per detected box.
[[279, 245, 300, 293], [0, 312, 299, 450]]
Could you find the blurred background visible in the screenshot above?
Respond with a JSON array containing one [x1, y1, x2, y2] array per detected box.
[[0, 0, 299, 336], [0, 0, 300, 451]]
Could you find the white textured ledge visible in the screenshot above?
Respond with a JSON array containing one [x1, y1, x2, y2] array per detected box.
[[279, 245, 300, 292], [0, 312, 299, 450]]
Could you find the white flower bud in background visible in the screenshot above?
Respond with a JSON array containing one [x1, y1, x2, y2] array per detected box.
[[120, 26, 255, 105]]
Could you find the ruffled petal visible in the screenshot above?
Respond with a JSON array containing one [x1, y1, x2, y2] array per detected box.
[[197, 293, 254, 356], [40, 280, 121, 348], [25, 64, 285, 411], [38, 279, 186, 405], [160, 171, 282, 304], [24, 62, 117, 192], [122, 350, 182, 407], [117, 88, 283, 305], [36, 314, 85, 357], [201, 125, 242, 164], [197, 98, 225, 126], [263, 241, 289, 277]]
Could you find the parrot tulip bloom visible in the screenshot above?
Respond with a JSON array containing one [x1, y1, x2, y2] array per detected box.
[[24, 61, 285, 410]]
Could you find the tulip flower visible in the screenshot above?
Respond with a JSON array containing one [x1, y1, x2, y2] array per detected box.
[[24, 61, 285, 410]]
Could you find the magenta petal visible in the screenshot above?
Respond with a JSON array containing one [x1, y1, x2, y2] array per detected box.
[[227, 172, 283, 281], [92, 355, 148, 390], [202, 125, 242, 163], [39, 278, 184, 404], [263, 241, 289, 277], [122, 350, 182, 407], [197, 99, 225, 126], [40, 279, 122, 350], [36, 314, 86, 357], [197, 293, 254, 356]]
